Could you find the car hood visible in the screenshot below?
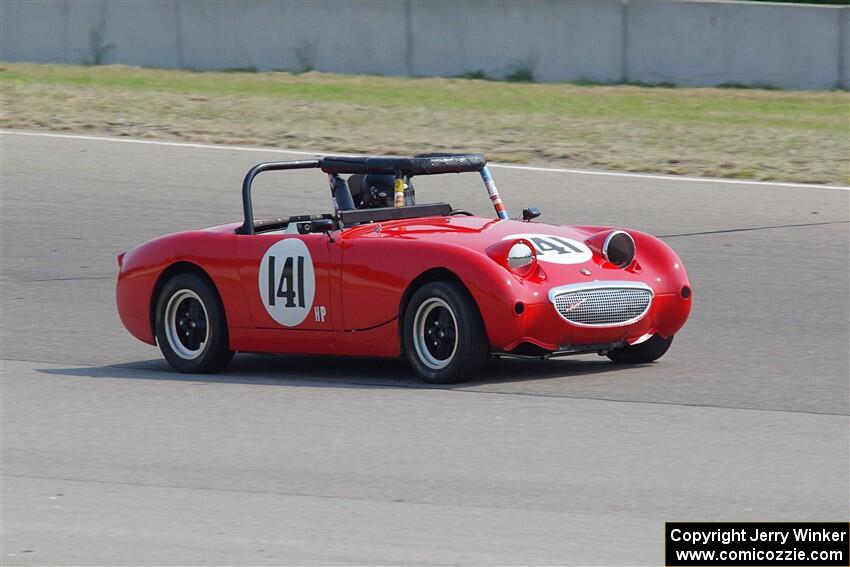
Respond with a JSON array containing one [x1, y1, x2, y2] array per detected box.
[[341, 215, 685, 292], [345, 215, 612, 257], [347, 215, 603, 242]]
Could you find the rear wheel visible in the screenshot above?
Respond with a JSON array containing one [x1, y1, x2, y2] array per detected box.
[[607, 334, 673, 364], [154, 272, 234, 373], [403, 281, 488, 384]]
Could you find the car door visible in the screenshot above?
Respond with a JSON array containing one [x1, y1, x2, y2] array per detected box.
[[236, 232, 336, 331]]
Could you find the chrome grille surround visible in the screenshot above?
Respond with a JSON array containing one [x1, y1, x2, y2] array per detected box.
[[548, 281, 653, 327]]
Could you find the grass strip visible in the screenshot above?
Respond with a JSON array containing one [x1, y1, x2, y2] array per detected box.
[[1, 63, 847, 184]]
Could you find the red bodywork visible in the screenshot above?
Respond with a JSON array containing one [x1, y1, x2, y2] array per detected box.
[[117, 215, 691, 358]]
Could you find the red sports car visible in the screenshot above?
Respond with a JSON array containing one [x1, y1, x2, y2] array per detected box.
[[116, 154, 691, 383]]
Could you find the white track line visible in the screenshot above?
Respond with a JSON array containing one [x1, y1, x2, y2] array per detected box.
[[2, 129, 848, 191]]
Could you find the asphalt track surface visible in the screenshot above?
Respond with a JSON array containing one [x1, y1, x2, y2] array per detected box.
[[1, 131, 848, 565]]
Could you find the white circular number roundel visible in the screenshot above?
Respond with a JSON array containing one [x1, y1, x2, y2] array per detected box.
[[502, 234, 593, 265], [258, 239, 316, 327]]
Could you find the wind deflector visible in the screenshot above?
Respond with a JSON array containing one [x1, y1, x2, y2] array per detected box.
[[319, 154, 486, 176]]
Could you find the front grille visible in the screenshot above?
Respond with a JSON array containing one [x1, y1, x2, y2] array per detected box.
[[552, 286, 652, 326]]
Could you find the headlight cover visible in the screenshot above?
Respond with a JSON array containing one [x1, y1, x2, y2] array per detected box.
[[602, 230, 635, 268], [507, 241, 536, 276], [507, 242, 534, 269], [486, 238, 538, 278]]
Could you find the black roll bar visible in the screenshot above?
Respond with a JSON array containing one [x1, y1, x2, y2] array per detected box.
[[239, 160, 320, 235], [238, 153, 501, 234]]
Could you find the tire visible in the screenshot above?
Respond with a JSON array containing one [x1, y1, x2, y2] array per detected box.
[[607, 334, 673, 364], [403, 281, 488, 384], [154, 272, 234, 373]]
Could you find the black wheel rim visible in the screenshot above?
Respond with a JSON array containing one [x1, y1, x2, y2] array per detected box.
[[413, 298, 458, 370], [175, 297, 207, 351], [424, 306, 456, 360], [164, 289, 209, 360]]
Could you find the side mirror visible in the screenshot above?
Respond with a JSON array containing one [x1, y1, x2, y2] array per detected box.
[[299, 219, 336, 234], [522, 207, 541, 221], [310, 219, 336, 233]]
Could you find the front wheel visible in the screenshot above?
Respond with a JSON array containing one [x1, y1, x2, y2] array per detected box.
[[403, 281, 488, 384], [607, 334, 673, 364], [154, 272, 234, 373]]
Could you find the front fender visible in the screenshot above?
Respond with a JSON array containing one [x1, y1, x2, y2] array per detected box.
[[339, 238, 527, 348], [630, 230, 691, 296]]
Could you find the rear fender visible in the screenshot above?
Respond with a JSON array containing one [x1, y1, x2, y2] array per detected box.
[[116, 231, 251, 346]]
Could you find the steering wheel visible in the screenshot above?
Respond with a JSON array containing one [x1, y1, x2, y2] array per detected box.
[[450, 209, 474, 216]]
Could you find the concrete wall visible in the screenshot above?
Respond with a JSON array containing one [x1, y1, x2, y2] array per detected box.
[[1, 0, 847, 89], [627, 0, 848, 88]]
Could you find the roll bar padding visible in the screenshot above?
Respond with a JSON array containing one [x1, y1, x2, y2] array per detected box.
[[319, 154, 486, 176]]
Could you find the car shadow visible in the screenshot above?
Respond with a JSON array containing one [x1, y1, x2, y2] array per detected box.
[[37, 352, 640, 390]]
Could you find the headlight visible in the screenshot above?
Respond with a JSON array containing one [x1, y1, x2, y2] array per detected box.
[[507, 241, 536, 276], [602, 230, 635, 268], [486, 238, 538, 277], [507, 242, 534, 269]]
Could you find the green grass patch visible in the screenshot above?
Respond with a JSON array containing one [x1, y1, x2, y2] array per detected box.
[[1, 62, 847, 184]]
